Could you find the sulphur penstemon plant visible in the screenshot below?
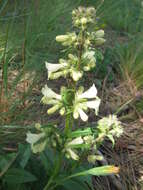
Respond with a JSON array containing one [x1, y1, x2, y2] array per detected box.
[[26, 7, 123, 190]]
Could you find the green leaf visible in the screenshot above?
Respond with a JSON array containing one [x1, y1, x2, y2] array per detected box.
[[0, 153, 17, 177], [69, 128, 92, 138], [18, 144, 31, 168], [4, 168, 37, 184], [62, 178, 89, 190], [39, 152, 53, 172]]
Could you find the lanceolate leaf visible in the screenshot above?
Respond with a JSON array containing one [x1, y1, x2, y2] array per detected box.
[[62, 178, 89, 190], [69, 128, 92, 138], [18, 144, 31, 169], [4, 168, 37, 184], [0, 153, 17, 178]]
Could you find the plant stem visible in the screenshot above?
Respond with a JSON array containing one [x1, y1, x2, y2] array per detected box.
[[78, 29, 85, 69], [64, 112, 73, 136]]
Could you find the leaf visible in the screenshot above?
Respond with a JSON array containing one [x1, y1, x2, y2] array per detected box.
[[77, 175, 93, 190], [4, 168, 37, 184], [62, 178, 88, 190], [69, 165, 119, 179], [45, 148, 56, 165], [69, 128, 92, 138], [0, 153, 17, 177], [39, 152, 52, 172], [18, 144, 31, 168]]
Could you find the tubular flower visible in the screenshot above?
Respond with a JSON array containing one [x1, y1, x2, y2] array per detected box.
[[94, 30, 104, 38], [56, 32, 77, 46], [73, 84, 101, 122], [46, 58, 70, 80], [41, 85, 65, 115], [45, 61, 68, 79]]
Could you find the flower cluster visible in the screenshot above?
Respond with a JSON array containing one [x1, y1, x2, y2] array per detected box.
[[97, 115, 123, 145], [72, 7, 96, 29], [26, 124, 63, 153], [47, 6, 105, 83], [46, 50, 96, 81], [64, 135, 95, 160], [62, 115, 123, 161], [41, 84, 100, 122]]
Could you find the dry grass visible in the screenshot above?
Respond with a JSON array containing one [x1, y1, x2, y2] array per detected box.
[[93, 120, 143, 190]]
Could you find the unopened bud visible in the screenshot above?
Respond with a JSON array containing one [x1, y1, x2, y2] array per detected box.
[[83, 66, 90, 71], [56, 35, 68, 42], [88, 155, 103, 164], [47, 104, 61, 115], [35, 123, 41, 130], [95, 38, 106, 45], [94, 30, 104, 38], [59, 107, 65, 115], [81, 17, 87, 25]]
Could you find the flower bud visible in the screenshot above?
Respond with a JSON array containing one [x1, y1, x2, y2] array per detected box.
[[50, 71, 66, 79], [47, 104, 62, 115], [81, 17, 87, 25], [95, 38, 106, 45], [35, 123, 41, 131], [56, 35, 68, 42], [94, 30, 104, 38], [87, 155, 103, 164], [73, 110, 79, 119], [87, 7, 96, 15], [75, 19, 80, 26], [85, 39, 91, 46], [59, 107, 65, 115], [83, 66, 91, 71], [87, 155, 96, 164], [83, 135, 94, 144]]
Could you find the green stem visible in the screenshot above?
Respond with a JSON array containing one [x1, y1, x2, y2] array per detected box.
[[78, 30, 84, 69], [64, 112, 73, 136]]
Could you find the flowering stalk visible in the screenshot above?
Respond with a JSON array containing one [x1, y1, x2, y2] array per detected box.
[[26, 6, 123, 190]]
